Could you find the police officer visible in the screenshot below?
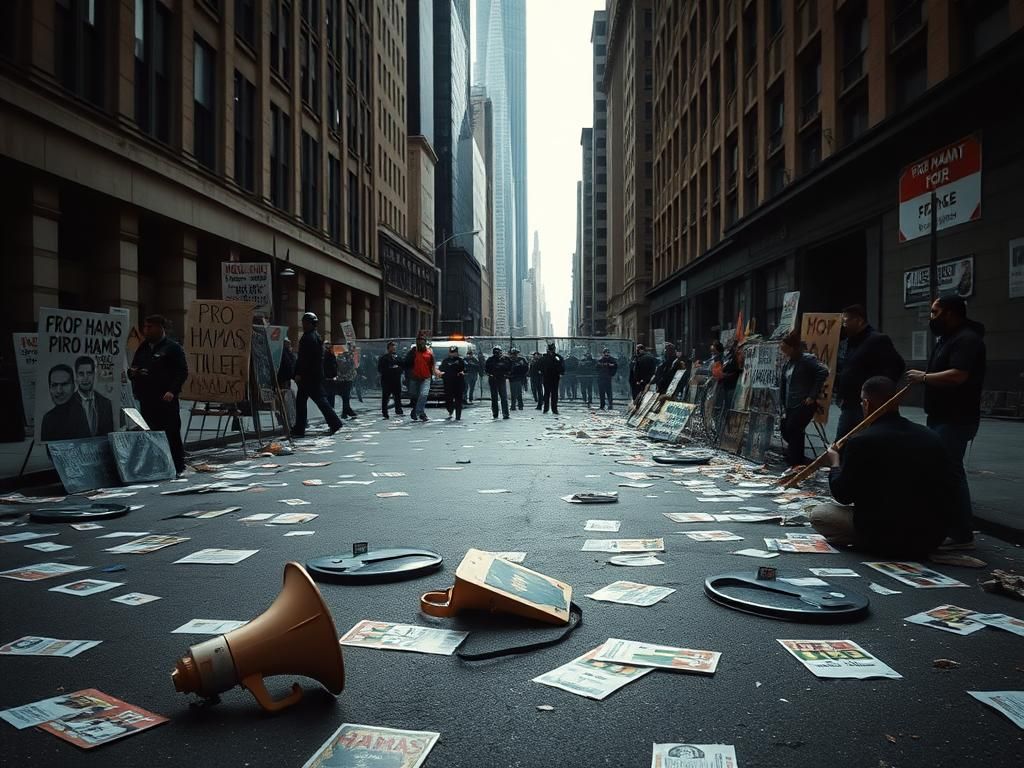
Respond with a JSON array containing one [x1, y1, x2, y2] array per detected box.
[[291, 312, 343, 436], [508, 348, 529, 411], [578, 351, 596, 406], [440, 345, 466, 421], [463, 349, 481, 403], [129, 314, 189, 473], [484, 345, 511, 419], [529, 351, 544, 409], [563, 352, 580, 400], [596, 348, 618, 410], [377, 340, 404, 419], [540, 342, 565, 415]]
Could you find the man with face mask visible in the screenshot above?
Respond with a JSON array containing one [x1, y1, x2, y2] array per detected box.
[[439, 345, 466, 420], [578, 351, 596, 406], [809, 375, 955, 556], [485, 346, 511, 419], [834, 304, 905, 440], [906, 295, 987, 550]]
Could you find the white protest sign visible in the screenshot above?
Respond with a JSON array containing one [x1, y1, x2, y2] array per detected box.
[[770, 291, 800, 340], [221, 262, 272, 316], [339, 320, 357, 344], [12, 333, 37, 430]]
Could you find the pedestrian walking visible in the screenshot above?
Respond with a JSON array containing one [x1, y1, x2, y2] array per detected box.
[[778, 331, 829, 468], [440, 346, 466, 420], [629, 344, 657, 401], [403, 334, 435, 422], [596, 348, 618, 409], [529, 352, 544, 408], [322, 341, 339, 409], [508, 348, 529, 411], [277, 338, 295, 389], [578, 352, 596, 406], [337, 344, 359, 419], [377, 340, 404, 419], [540, 342, 565, 415], [129, 314, 189, 473], [290, 313, 343, 437], [464, 349, 480, 403], [906, 295, 987, 550], [834, 304, 905, 440], [485, 346, 511, 419]]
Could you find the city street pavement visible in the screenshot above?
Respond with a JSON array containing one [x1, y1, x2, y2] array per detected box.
[[1, 400, 1023, 767]]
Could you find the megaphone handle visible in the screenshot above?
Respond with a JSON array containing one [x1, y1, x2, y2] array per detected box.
[[241, 673, 303, 712], [420, 587, 458, 617]]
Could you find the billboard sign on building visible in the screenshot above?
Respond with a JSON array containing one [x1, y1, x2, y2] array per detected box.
[[903, 255, 975, 307], [898, 135, 981, 242], [221, 262, 272, 316]]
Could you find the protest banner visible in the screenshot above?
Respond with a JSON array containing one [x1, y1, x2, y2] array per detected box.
[[748, 343, 782, 391], [109, 307, 138, 412], [770, 291, 800, 340], [12, 333, 37, 430], [221, 262, 272, 315], [35, 308, 126, 445], [802, 312, 842, 424], [266, 324, 288, 371], [181, 300, 254, 404]]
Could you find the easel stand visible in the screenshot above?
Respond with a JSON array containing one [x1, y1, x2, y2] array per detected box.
[[184, 402, 249, 458], [256, 318, 294, 451]]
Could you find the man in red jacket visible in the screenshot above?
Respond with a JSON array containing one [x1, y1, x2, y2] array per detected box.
[[403, 333, 435, 422]]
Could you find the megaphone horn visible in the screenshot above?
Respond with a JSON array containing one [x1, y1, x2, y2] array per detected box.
[[171, 561, 344, 712]]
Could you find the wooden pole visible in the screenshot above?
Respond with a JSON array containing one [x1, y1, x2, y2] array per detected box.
[[777, 384, 910, 488]]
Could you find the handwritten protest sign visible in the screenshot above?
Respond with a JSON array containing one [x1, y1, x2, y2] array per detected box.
[[12, 333, 37, 430], [181, 300, 254, 403], [770, 291, 800, 340], [749, 343, 782, 390], [35, 309, 127, 445], [221, 262, 272, 315], [339, 320, 357, 344], [802, 313, 842, 424]]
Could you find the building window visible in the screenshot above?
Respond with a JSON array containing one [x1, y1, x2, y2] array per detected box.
[[840, 92, 868, 147], [234, 71, 256, 192], [235, 0, 256, 48], [769, 159, 787, 195], [300, 30, 319, 113], [960, 0, 1011, 62], [346, 88, 357, 149], [800, 129, 821, 174], [346, 7, 356, 78], [326, 0, 341, 53], [767, 89, 784, 155], [348, 171, 361, 253], [193, 36, 216, 171], [742, 6, 757, 72], [840, 4, 869, 90], [134, 0, 171, 143], [890, 45, 927, 110], [270, 104, 291, 210], [271, 0, 292, 82], [745, 173, 758, 212], [328, 155, 341, 242], [55, 0, 108, 108], [799, 54, 821, 124], [767, 0, 783, 37], [301, 131, 320, 228], [328, 60, 341, 131]]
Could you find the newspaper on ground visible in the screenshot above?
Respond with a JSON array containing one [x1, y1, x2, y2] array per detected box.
[[240, 513, 274, 522], [968, 613, 1024, 637], [967, 691, 1024, 730], [663, 512, 715, 523], [610, 554, 665, 567], [289, 461, 332, 467], [732, 549, 780, 559], [904, 605, 986, 635], [0, 493, 66, 504], [561, 492, 619, 504], [594, 638, 720, 674], [714, 513, 783, 523], [582, 539, 665, 553], [478, 489, 511, 494], [371, 472, 406, 478], [283, 530, 316, 537], [266, 512, 319, 525], [111, 592, 161, 606], [70, 523, 103, 531], [585, 520, 622, 532], [96, 531, 152, 539], [869, 582, 902, 595], [532, 643, 653, 700], [173, 548, 259, 565], [0, 689, 167, 749], [104, 535, 189, 554], [809, 568, 860, 578], [863, 561, 967, 588], [779, 577, 829, 587], [300, 723, 440, 768], [0, 532, 60, 544], [619, 482, 655, 489], [331, 480, 376, 486], [302, 479, 324, 486], [24, 541, 71, 552], [777, 639, 902, 680], [0, 636, 101, 658], [339, 620, 467, 656], [376, 492, 409, 498], [587, 581, 675, 606], [279, 498, 311, 506], [171, 619, 248, 634], [651, 743, 739, 768], [764, 534, 839, 554], [0, 563, 91, 582], [49, 579, 124, 597], [678, 530, 743, 542]]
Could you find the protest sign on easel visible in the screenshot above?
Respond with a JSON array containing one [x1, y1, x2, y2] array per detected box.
[[801, 313, 842, 425], [12, 333, 37, 434], [253, 319, 294, 446]]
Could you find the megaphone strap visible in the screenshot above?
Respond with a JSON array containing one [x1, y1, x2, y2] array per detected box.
[[454, 602, 583, 662], [419, 587, 457, 617]]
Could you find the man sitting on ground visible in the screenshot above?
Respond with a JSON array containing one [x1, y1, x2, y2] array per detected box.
[[810, 375, 955, 557]]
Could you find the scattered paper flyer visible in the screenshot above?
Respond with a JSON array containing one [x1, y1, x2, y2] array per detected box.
[[619, 482, 654, 489], [610, 554, 665, 567], [174, 548, 259, 565], [111, 592, 161, 606], [478, 489, 511, 494], [0, 636, 101, 658], [585, 520, 622, 532], [587, 581, 675, 607], [301, 479, 324, 486], [777, 639, 902, 680], [240, 513, 274, 522], [967, 691, 1024, 730], [170, 507, 240, 520], [0, 689, 167, 749], [70, 523, 103, 531], [0, 563, 91, 582], [663, 512, 715, 523], [869, 582, 902, 595], [300, 723, 440, 768], [96, 531, 152, 539], [732, 549, 779, 559], [289, 461, 331, 467], [171, 619, 248, 634], [651, 743, 739, 768], [582, 538, 665, 553], [594, 638, 720, 675], [968, 613, 1024, 638], [266, 512, 319, 525], [714, 513, 782, 523], [279, 498, 312, 506], [49, 579, 124, 597], [340, 620, 468, 656], [331, 480, 376, 486], [105, 535, 190, 555], [372, 472, 406, 477], [679, 530, 743, 542], [863, 561, 967, 589], [24, 541, 71, 552], [376, 491, 410, 498], [561, 492, 619, 504], [764, 535, 839, 554], [809, 568, 860, 578], [284, 530, 316, 537], [533, 644, 653, 701], [904, 605, 986, 635], [0, 531, 60, 544]]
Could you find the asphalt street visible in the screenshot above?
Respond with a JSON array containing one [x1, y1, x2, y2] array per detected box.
[[1, 400, 1023, 767]]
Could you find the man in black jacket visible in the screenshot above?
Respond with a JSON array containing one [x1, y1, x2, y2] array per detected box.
[[439, 345, 466, 420], [463, 349, 481, 403], [595, 348, 618, 409], [277, 338, 295, 388], [811, 376, 955, 556], [484, 346, 511, 419], [291, 312, 343, 437], [129, 314, 190, 472], [507, 349, 529, 411], [578, 352, 596, 406], [835, 305, 905, 439], [529, 352, 544, 408], [322, 341, 339, 409], [540, 343, 565, 415], [779, 332, 830, 468], [377, 341, 404, 419], [629, 344, 658, 401]]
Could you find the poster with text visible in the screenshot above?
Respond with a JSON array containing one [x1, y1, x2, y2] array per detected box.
[[109, 307, 139, 411], [181, 300, 254, 403], [770, 291, 800, 340], [35, 309, 126, 445], [221, 262, 272, 315], [903, 255, 975, 307], [801, 313, 842, 425], [12, 332, 37, 431]]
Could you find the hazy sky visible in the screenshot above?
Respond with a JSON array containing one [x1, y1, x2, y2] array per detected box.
[[473, 0, 604, 336]]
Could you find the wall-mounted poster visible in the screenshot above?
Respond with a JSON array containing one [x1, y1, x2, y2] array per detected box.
[[903, 255, 974, 307]]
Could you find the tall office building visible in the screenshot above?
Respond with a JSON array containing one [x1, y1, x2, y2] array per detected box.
[[590, 10, 609, 336], [470, 86, 496, 334], [570, 180, 583, 335], [579, 128, 595, 335], [476, 0, 526, 333]]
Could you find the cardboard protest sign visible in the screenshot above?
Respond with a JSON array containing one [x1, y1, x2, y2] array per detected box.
[[770, 291, 800, 340], [801, 313, 842, 424], [646, 401, 695, 443], [48, 437, 121, 493], [221, 262, 271, 315], [12, 333, 37, 430], [181, 300, 254, 403], [35, 309, 127, 445]]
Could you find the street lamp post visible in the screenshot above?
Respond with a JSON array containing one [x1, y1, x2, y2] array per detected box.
[[435, 229, 480, 336]]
